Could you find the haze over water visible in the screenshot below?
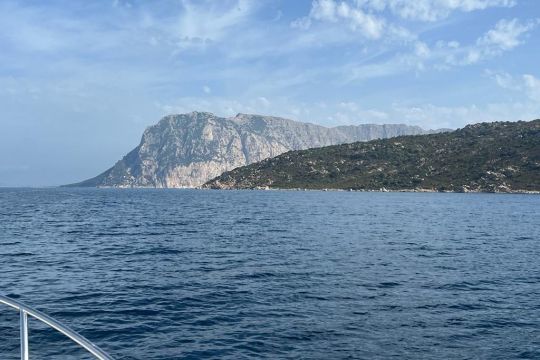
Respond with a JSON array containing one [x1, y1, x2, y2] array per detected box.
[[0, 188, 538, 359]]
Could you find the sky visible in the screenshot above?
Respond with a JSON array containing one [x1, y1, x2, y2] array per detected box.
[[1, 0, 539, 186]]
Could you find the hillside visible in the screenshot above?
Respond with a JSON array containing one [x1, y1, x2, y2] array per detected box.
[[66, 111, 441, 188], [204, 120, 540, 193]]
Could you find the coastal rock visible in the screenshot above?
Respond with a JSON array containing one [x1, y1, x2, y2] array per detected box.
[[68, 111, 443, 188]]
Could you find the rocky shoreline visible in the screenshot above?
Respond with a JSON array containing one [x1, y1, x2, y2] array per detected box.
[[197, 186, 540, 194], [79, 184, 540, 194]]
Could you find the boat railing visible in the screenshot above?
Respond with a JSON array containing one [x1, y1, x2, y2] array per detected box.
[[0, 295, 113, 360]]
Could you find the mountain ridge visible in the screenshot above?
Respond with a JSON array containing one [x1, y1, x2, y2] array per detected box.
[[66, 111, 447, 188], [203, 119, 540, 193]]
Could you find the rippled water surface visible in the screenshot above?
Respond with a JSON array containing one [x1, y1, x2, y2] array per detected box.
[[0, 188, 539, 359]]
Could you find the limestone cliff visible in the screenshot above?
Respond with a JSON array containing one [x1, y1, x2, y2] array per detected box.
[[68, 111, 443, 188]]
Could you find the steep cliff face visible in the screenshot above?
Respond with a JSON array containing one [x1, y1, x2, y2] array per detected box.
[[69, 111, 442, 188]]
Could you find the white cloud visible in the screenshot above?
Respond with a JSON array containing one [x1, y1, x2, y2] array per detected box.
[[487, 70, 540, 102], [395, 18, 539, 70], [523, 74, 540, 102], [310, 0, 517, 24], [485, 70, 519, 90], [289, 2, 533, 79], [177, 0, 255, 46], [156, 94, 539, 131], [257, 96, 271, 107], [332, 101, 390, 124], [203, 85, 211, 94], [296, 95, 539, 129], [155, 96, 279, 119], [392, 101, 539, 128], [155, 96, 394, 126], [478, 18, 537, 52], [355, 0, 516, 22], [459, 19, 538, 64], [414, 41, 430, 58], [292, 0, 386, 39], [342, 55, 416, 82], [332, 99, 537, 129]]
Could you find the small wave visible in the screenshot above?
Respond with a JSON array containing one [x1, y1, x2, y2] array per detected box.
[[377, 281, 401, 288], [447, 303, 487, 311], [232, 271, 282, 280], [4, 252, 34, 257], [128, 248, 187, 256]]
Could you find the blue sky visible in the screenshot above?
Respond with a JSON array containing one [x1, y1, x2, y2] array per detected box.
[[1, 0, 539, 186]]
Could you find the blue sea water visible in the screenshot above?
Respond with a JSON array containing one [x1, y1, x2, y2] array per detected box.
[[0, 188, 539, 359]]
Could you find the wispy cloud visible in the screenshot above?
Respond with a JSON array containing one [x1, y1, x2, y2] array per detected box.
[[342, 17, 539, 80], [356, 0, 516, 22], [328, 99, 540, 129], [486, 70, 540, 102], [437, 18, 538, 66], [478, 18, 538, 51], [291, 0, 517, 41], [175, 0, 257, 48], [292, 0, 386, 39]]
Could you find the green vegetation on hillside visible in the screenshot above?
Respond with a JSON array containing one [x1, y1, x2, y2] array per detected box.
[[204, 120, 540, 192]]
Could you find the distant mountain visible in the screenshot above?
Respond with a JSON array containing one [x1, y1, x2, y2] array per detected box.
[[204, 120, 540, 193], [67, 111, 446, 188]]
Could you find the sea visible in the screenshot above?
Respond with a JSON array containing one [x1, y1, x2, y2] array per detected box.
[[0, 188, 539, 359]]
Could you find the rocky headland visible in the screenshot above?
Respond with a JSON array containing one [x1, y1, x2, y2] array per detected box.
[[67, 111, 443, 188]]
